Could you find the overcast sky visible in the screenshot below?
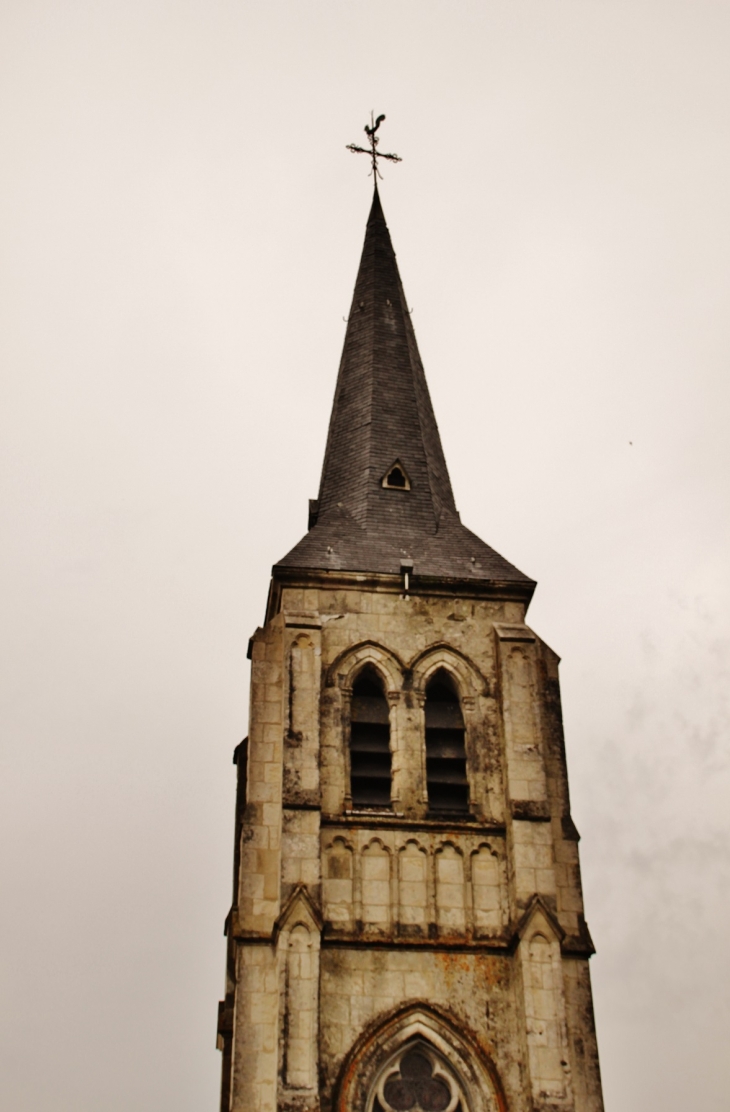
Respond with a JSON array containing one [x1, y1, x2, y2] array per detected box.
[[1, 2, 729, 1110]]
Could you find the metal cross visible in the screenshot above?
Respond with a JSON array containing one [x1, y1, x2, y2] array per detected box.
[[347, 112, 402, 181]]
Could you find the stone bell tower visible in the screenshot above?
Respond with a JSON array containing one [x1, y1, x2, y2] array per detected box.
[[217, 187, 605, 1112]]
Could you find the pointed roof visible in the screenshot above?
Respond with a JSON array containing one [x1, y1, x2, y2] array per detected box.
[[276, 189, 533, 590]]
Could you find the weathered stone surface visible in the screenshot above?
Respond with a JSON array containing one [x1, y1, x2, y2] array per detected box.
[[219, 582, 604, 1112]]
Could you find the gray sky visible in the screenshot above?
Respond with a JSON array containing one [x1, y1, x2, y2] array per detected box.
[[1, 2, 729, 1109]]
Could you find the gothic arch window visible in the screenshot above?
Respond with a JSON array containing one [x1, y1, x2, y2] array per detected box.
[[425, 670, 469, 815], [337, 1006, 503, 1112], [350, 665, 392, 808], [368, 1041, 467, 1112], [382, 459, 411, 490]]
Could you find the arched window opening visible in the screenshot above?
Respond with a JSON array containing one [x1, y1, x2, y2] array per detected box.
[[382, 459, 412, 490], [350, 666, 392, 809], [425, 670, 469, 814], [369, 1041, 467, 1112]]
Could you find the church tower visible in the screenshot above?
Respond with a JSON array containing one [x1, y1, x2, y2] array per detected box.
[[217, 185, 605, 1112]]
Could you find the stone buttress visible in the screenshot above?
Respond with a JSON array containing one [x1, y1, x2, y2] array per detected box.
[[217, 189, 605, 1112]]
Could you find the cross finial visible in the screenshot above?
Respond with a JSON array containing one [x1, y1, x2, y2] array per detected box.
[[346, 112, 402, 182]]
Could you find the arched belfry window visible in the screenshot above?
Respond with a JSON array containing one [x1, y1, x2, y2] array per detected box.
[[350, 666, 392, 809], [425, 670, 469, 814], [369, 1041, 467, 1112]]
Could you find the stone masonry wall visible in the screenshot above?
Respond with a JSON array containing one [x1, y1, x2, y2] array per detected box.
[[224, 581, 603, 1112]]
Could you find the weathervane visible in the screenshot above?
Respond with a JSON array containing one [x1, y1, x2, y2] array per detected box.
[[347, 112, 402, 181]]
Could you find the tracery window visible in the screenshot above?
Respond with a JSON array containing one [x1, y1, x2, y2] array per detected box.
[[350, 666, 392, 808], [369, 1042, 467, 1112], [424, 670, 469, 814]]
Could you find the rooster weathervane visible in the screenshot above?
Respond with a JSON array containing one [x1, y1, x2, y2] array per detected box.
[[346, 113, 402, 181]]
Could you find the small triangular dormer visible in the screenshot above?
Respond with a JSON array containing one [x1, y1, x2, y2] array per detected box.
[[382, 459, 411, 490]]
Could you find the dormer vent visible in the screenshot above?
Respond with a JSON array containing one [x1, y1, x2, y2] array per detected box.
[[382, 460, 411, 490]]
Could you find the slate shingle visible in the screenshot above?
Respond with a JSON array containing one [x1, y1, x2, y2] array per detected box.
[[276, 189, 534, 590]]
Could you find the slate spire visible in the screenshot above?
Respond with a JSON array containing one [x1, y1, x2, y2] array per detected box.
[[319, 186, 455, 531], [277, 189, 533, 590]]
